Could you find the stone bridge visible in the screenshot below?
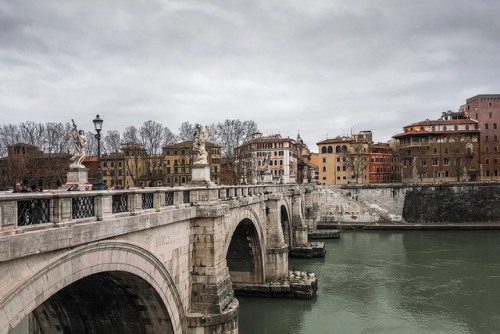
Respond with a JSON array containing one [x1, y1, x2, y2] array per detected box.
[[0, 184, 320, 334]]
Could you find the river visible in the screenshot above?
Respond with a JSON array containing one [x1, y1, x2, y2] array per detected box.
[[238, 231, 500, 334]]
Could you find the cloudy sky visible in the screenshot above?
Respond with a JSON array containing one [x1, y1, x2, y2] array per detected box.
[[1, 0, 500, 151]]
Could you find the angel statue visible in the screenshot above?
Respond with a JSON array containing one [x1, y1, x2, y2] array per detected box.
[[193, 124, 209, 165], [70, 119, 87, 169], [262, 151, 271, 172]]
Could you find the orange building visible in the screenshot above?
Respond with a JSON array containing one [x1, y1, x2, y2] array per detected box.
[[369, 143, 392, 184], [317, 131, 372, 185]]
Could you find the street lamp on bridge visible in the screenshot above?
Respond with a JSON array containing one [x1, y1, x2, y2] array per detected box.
[[92, 114, 108, 190]]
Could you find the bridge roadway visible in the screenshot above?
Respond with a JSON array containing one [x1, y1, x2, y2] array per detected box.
[[0, 184, 319, 334]]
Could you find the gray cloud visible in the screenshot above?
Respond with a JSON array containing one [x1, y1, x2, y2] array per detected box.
[[1, 0, 499, 151]]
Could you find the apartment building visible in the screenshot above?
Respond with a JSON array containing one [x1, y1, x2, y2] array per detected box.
[[317, 131, 372, 185], [392, 116, 480, 182], [463, 94, 500, 180]]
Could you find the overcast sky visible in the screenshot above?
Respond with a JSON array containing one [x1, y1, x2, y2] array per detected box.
[[1, 0, 500, 152]]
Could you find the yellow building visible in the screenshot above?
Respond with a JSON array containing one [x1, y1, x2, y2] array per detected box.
[[317, 131, 372, 185], [163, 141, 221, 186], [102, 143, 164, 188]]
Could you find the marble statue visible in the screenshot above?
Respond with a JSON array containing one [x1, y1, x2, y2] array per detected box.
[[70, 119, 87, 169], [263, 151, 271, 172], [193, 124, 209, 165]]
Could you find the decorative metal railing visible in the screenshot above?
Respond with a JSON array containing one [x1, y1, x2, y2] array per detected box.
[[72, 196, 95, 219], [142, 193, 154, 209], [112, 194, 128, 213], [165, 192, 174, 206], [18, 199, 50, 226]]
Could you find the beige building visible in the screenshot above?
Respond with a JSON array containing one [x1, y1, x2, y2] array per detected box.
[[102, 143, 165, 188], [163, 141, 221, 186], [234, 132, 312, 184], [317, 131, 372, 185]]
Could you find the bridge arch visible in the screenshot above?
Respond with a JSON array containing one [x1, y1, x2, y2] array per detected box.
[[224, 207, 265, 284], [1, 242, 186, 334]]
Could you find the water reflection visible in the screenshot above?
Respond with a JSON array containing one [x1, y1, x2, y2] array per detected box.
[[239, 231, 500, 334]]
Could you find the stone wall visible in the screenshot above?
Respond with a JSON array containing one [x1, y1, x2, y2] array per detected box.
[[317, 182, 500, 224], [402, 184, 500, 223]]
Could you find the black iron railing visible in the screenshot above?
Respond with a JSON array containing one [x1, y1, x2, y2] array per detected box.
[[72, 197, 95, 219], [165, 192, 174, 206], [142, 193, 154, 209], [112, 194, 128, 213], [18, 199, 50, 226]]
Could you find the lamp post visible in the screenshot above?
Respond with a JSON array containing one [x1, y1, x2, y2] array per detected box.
[[92, 114, 108, 190]]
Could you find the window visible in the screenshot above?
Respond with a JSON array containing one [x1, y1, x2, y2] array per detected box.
[[495, 135, 498, 141], [421, 159, 427, 167], [494, 123, 498, 129], [433, 148, 438, 154], [443, 125, 447, 131], [486, 147, 490, 154], [328, 146, 333, 153], [342, 166, 346, 171], [443, 158, 450, 166], [485, 123, 489, 130], [486, 136, 489, 141], [322, 158, 326, 163], [444, 148, 449, 154], [454, 125, 458, 131], [466, 125, 470, 130], [432, 158, 439, 166], [323, 167, 326, 172], [486, 158, 490, 165], [337, 166, 340, 171], [322, 147, 327, 154], [495, 147, 499, 153], [336, 157, 341, 162]]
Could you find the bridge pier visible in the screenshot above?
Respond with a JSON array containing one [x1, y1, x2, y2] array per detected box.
[[289, 189, 326, 258], [189, 190, 239, 334]]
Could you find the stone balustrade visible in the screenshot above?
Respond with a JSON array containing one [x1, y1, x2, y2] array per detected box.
[[0, 184, 301, 235]]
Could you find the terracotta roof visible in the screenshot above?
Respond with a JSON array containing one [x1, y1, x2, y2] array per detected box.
[[316, 137, 353, 145], [393, 129, 480, 138], [406, 119, 477, 127]]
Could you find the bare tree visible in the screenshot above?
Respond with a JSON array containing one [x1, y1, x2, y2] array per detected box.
[[178, 122, 195, 142], [86, 132, 98, 157], [162, 127, 178, 147], [449, 134, 475, 181], [18, 121, 45, 148], [122, 126, 140, 144], [341, 141, 369, 183], [139, 120, 164, 154], [0, 124, 20, 157], [43, 122, 72, 154], [103, 130, 122, 154], [212, 119, 258, 157]]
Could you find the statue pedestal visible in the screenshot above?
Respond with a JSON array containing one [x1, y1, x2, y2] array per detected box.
[[66, 168, 89, 187], [263, 171, 273, 184], [189, 164, 215, 187]]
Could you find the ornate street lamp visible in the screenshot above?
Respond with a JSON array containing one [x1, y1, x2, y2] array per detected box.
[[92, 114, 108, 190]]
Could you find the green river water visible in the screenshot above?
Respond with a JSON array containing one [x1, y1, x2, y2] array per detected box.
[[239, 231, 500, 334]]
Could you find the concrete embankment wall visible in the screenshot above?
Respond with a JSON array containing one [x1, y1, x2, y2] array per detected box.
[[317, 182, 500, 224]]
